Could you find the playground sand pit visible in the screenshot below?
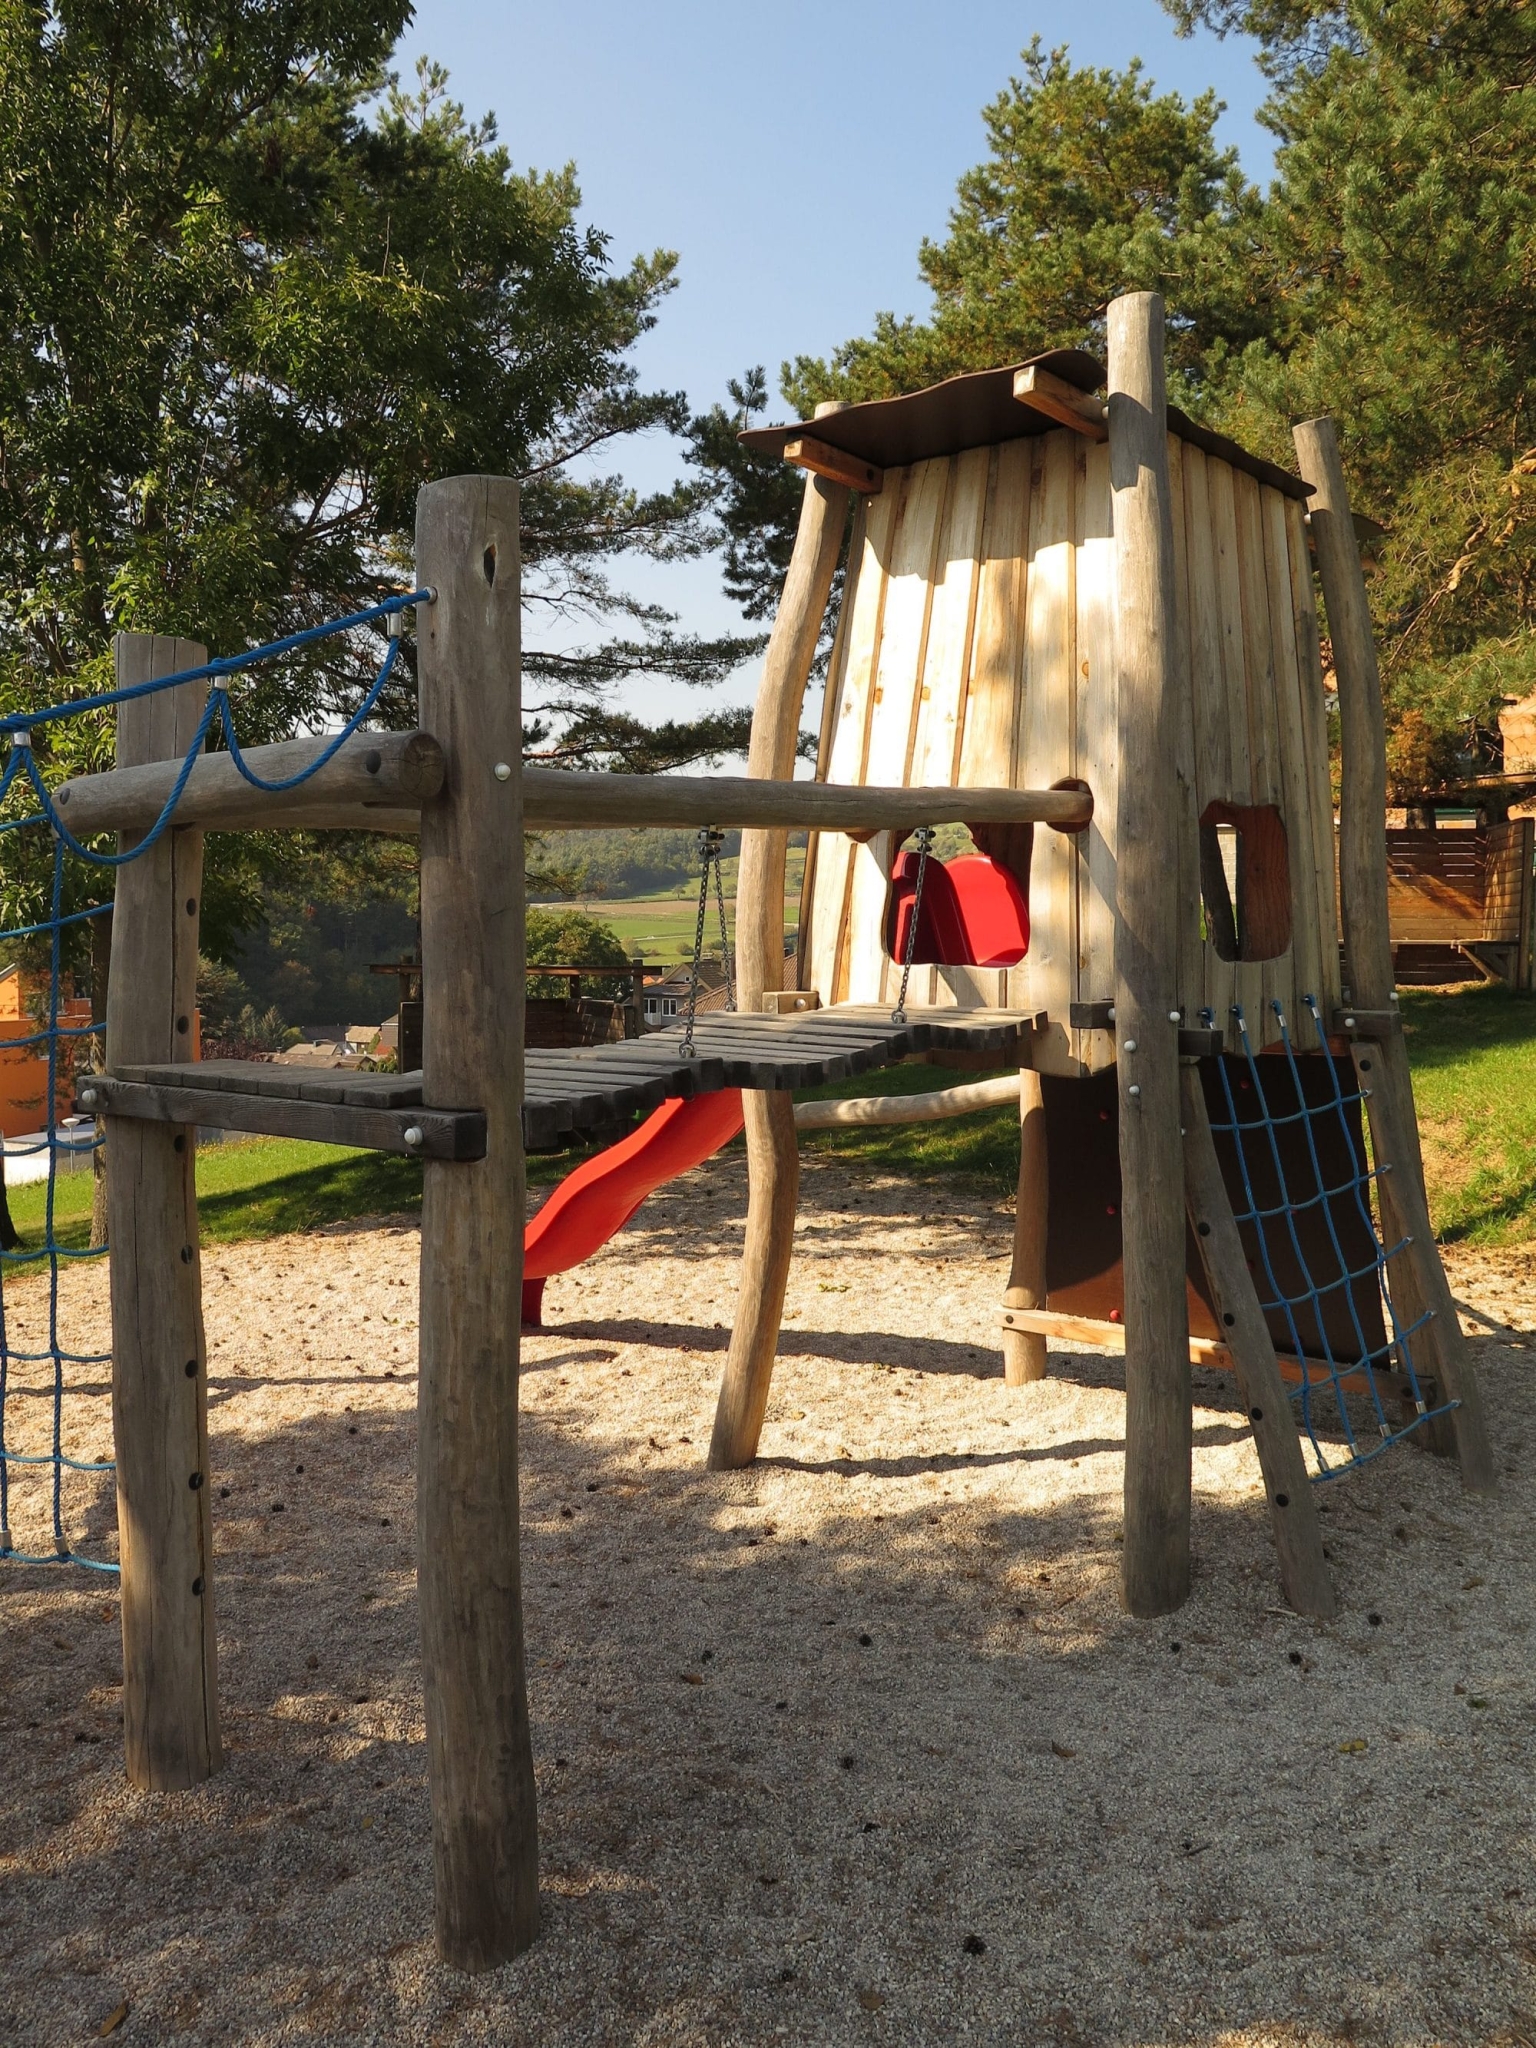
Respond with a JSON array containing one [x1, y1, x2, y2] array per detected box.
[[3, 1153, 1536, 2046]]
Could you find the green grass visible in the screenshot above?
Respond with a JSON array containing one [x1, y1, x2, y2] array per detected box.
[[3, 1131, 593, 1273], [1398, 984, 1536, 1246], [4, 987, 1529, 1268]]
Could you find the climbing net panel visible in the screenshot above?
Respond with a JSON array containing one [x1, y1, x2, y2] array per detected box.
[[1208, 996, 1455, 1479], [0, 594, 425, 1568]]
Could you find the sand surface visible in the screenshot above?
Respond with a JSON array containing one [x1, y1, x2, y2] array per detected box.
[[3, 1154, 1536, 2046]]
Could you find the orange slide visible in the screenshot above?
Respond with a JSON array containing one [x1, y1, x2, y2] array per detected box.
[[521, 1090, 746, 1325]]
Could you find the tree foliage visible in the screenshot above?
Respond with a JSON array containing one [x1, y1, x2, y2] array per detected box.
[[781, 41, 1269, 416], [0, 2, 761, 976]]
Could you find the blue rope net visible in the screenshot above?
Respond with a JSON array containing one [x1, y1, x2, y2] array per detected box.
[[0, 590, 428, 1569], [1204, 996, 1457, 1480]]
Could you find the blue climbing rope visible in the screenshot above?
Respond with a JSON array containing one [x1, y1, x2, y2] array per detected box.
[[1203, 997, 1456, 1480], [0, 588, 429, 1568]]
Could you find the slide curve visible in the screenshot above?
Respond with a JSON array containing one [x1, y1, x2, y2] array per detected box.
[[522, 1089, 745, 1325]]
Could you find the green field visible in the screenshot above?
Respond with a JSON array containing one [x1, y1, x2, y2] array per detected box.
[[4, 986, 1531, 1270]]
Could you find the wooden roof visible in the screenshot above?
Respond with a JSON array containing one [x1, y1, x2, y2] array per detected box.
[[740, 352, 1312, 501]]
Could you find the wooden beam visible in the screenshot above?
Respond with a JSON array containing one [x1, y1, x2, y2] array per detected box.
[[1181, 1068, 1337, 1619], [1294, 416, 1496, 1497], [794, 1070, 1020, 1128], [106, 633, 222, 1792], [54, 729, 441, 836], [712, 419, 849, 1473], [1002, 1067, 1050, 1386], [1013, 364, 1107, 440], [415, 475, 539, 1969], [782, 433, 882, 495], [81, 1074, 485, 1160], [1108, 291, 1192, 1618], [999, 1307, 1419, 1407], [523, 768, 1093, 833]]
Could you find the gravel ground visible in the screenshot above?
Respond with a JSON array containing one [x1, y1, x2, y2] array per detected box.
[[2, 1152, 1535, 2047]]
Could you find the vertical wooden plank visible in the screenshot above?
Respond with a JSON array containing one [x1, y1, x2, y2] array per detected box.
[[107, 634, 219, 1793], [906, 446, 987, 1009], [415, 475, 539, 1968], [1182, 444, 1236, 1032], [1234, 468, 1291, 1041], [1109, 291, 1191, 1618], [1074, 434, 1118, 1070], [1014, 430, 1077, 1071], [804, 487, 896, 1004], [845, 457, 948, 1003], [1167, 433, 1205, 1037], [1207, 457, 1264, 1039], [957, 441, 1032, 1014], [1261, 485, 1325, 1030], [1284, 494, 1343, 1017]]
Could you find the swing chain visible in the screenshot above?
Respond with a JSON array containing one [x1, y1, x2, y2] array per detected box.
[[679, 825, 728, 1058], [891, 824, 935, 1025]]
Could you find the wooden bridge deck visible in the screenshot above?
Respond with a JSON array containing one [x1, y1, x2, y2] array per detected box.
[[84, 1006, 1040, 1158]]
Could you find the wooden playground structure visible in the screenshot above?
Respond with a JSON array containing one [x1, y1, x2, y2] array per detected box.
[[50, 294, 1494, 1971]]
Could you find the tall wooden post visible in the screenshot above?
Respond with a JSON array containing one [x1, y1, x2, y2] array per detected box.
[[415, 476, 540, 1966], [1108, 293, 1192, 1615], [709, 421, 849, 1470], [1001, 1067, 1049, 1385], [1292, 419, 1496, 1495], [107, 634, 221, 1789]]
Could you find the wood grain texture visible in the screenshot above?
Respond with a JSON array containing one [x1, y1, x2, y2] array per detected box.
[[1074, 436, 1118, 1068], [1108, 293, 1192, 1618], [845, 458, 948, 1002], [1283, 494, 1342, 1018], [805, 489, 898, 1005], [1014, 432, 1077, 1067], [525, 766, 1090, 834], [415, 476, 540, 1968], [1207, 456, 1266, 1037], [1181, 1068, 1337, 1618], [106, 634, 221, 1792], [1233, 467, 1292, 1033], [56, 729, 441, 836], [1003, 1066, 1050, 1385], [720, 438, 846, 1481], [1167, 434, 1206, 1024], [708, 1089, 800, 1469], [1181, 444, 1237, 1032], [1294, 418, 1495, 1496], [1260, 484, 1324, 1022], [90, 1076, 484, 1159]]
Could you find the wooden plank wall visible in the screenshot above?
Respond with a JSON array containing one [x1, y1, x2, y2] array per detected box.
[[798, 428, 1341, 1070]]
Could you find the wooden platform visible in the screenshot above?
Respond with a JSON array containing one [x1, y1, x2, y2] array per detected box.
[[81, 1007, 1040, 1155]]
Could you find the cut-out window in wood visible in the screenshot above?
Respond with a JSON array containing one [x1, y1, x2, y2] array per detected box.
[[1198, 801, 1292, 962]]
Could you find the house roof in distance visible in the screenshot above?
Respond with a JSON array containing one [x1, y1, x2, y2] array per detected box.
[[739, 350, 1312, 502]]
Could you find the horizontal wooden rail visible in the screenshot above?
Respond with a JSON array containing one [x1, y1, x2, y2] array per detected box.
[[53, 730, 443, 836], [55, 743, 1094, 839], [521, 769, 1094, 833], [794, 1071, 1021, 1129]]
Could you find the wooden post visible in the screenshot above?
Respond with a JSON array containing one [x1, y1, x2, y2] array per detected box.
[[710, 421, 850, 1471], [1108, 292, 1193, 1616], [1002, 1066, 1049, 1385], [1293, 418, 1496, 1495], [415, 476, 539, 1967], [1181, 1069, 1337, 1618], [106, 633, 220, 1789]]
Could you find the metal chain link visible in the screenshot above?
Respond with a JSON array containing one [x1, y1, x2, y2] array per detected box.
[[713, 836, 736, 1014], [891, 824, 935, 1025], [679, 825, 726, 1058]]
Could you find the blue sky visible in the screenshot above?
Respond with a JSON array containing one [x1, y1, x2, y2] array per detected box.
[[395, 1, 1271, 747]]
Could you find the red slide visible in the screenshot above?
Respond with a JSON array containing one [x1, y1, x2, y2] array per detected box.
[[521, 1090, 746, 1325]]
